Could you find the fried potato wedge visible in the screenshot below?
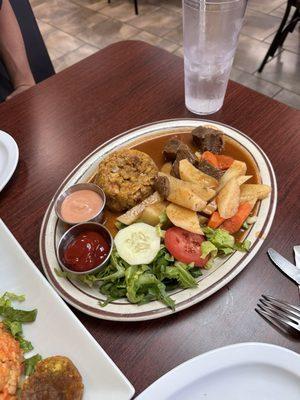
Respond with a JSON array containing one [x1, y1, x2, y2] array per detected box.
[[117, 192, 162, 225], [188, 183, 216, 201], [155, 173, 207, 212], [166, 203, 203, 234], [217, 177, 240, 218], [247, 198, 258, 209], [236, 175, 252, 185], [217, 160, 247, 192], [160, 162, 173, 175], [202, 199, 217, 215], [160, 168, 216, 201], [179, 159, 218, 188], [240, 184, 271, 203], [139, 201, 168, 226]]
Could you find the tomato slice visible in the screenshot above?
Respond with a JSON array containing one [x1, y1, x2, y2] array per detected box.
[[164, 227, 209, 268]]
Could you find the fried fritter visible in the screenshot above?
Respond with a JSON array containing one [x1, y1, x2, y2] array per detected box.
[[95, 149, 158, 212], [21, 356, 83, 400], [0, 322, 23, 400]]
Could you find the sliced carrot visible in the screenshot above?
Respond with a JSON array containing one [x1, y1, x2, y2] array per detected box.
[[202, 151, 219, 168], [221, 202, 253, 234], [208, 211, 225, 229], [215, 155, 234, 170]]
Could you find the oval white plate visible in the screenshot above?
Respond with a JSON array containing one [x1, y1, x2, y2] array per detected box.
[[136, 342, 300, 400], [40, 119, 277, 321], [0, 130, 19, 192]]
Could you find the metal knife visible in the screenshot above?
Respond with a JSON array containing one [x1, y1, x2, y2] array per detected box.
[[294, 246, 300, 300], [268, 248, 300, 285], [294, 246, 300, 268]]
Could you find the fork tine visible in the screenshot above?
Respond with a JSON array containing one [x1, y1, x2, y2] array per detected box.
[[259, 298, 300, 323], [262, 294, 300, 315], [255, 307, 291, 331], [257, 303, 300, 332]]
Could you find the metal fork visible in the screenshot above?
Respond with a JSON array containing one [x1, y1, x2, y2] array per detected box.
[[256, 294, 300, 333]]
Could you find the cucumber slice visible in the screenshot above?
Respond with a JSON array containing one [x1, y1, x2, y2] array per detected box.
[[114, 222, 161, 265]]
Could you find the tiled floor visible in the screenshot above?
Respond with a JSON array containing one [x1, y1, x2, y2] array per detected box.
[[30, 0, 300, 109]]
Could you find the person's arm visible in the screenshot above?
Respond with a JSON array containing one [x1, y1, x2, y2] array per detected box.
[[0, 0, 35, 99]]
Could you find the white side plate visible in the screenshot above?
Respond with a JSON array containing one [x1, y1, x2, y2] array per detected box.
[[0, 219, 134, 400], [136, 342, 300, 400], [0, 130, 19, 192]]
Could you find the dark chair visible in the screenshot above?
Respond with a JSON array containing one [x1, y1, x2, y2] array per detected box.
[[258, 0, 300, 73], [0, 0, 55, 101], [108, 0, 139, 15]]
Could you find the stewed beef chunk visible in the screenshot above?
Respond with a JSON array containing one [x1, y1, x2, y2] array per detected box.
[[171, 144, 197, 178], [163, 138, 185, 161], [192, 126, 225, 154], [196, 160, 223, 180]]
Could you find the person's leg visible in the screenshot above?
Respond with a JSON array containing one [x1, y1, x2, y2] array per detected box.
[[0, 0, 35, 99], [0, 61, 13, 101], [9, 0, 55, 83], [0, 0, 55, 101]]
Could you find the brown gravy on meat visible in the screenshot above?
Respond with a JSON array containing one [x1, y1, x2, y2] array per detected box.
[[103, 129, 260, 237]]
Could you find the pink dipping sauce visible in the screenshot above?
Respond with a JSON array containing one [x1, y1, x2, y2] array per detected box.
[[61, 189, 103, 223]]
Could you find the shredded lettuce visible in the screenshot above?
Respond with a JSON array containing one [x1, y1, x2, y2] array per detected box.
[[54, 268, 68, 278], [0, 292, 37, 323], [115, 221, 127, 230], [234, 239, 251, 252], [67, 247, 202, 310], [165, 262, 198, 289], [159, 211, 169, 226], [55, 268, 103, 287], [0, 292, 37, 354], [55, 225, 252, 311], [3, 319, 22, 337], [24, 354, 42, 376], [204, 259, 215, 270], [203, 227, 235, 249], [0, 292, 25, 306], [242, 221, 249, 230], [203, 227, 251, 257], [201, 241, 218, 259], [126, 266, 175, 309], [156, 225, 165, 238], [0, 306, 37, 322], [17, 336, 34, 353]]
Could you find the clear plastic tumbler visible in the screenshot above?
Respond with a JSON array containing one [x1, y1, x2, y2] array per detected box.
[[183, 0, 247, 115]]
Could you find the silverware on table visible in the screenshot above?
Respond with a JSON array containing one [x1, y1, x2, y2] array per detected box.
[[294, 246, 300, 299], [255, 247, 300, 333], [256, 294, 300, 333], [268, 248, 300, 285], [294, 246, 300, 267], [268, 247, 300, 300]]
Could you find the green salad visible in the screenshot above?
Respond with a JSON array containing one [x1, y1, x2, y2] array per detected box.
[[56, 225, 250, 310], [0, 292, 41, 375], [57, 247, 201, 311]]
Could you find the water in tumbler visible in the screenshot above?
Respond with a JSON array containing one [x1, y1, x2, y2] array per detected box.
[[183, 0, 246, 115], [184, 48, 234, 115]]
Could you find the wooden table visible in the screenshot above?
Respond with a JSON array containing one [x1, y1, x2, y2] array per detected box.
[[0, 41, 299, 396]]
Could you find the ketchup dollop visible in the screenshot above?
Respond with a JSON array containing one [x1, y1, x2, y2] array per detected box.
[[63, 231, 110, 272]]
